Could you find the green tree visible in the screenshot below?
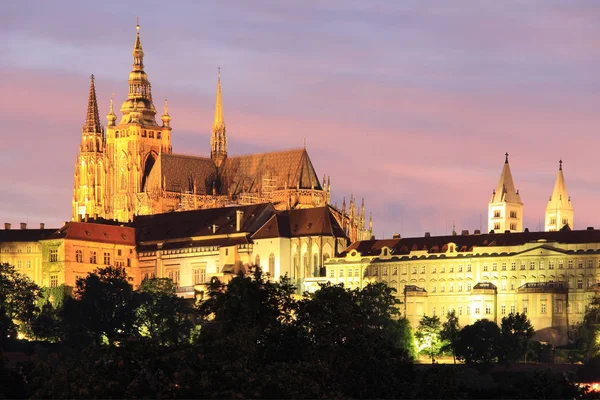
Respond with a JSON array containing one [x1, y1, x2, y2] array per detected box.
[[297, 282, 414, 398], [441, 309, 460, 364], [415, 315, 443, 363], [500, 312, 535, 364], [31, 300, 61, 342], [0, 262, 41, 343], [135, 278, 193, 346], [579, 295, 600, 359], [455, 319, 500, 364], [63, 266, 136, 346]]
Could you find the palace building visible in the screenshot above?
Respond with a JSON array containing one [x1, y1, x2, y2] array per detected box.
[[71, 23, 371, 242], [322, 155, 583, 344]]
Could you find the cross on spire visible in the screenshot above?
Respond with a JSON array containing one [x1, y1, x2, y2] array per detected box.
[[505, 152, 509, 163], [559, 159, 563, 170]]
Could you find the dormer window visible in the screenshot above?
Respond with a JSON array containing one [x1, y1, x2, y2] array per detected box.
[[382, 248, 388, 256]]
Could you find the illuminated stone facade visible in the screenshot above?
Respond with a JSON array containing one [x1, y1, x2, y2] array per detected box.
[[324, 229, 600, 345], [71, 23, 371, 242], [39, 221, 137, 288]]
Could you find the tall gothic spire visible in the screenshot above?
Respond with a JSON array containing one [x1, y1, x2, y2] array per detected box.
[[211, 67, 227, 168], [83, 74, 102, 134]]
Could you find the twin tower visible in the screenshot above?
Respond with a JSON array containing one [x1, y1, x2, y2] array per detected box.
[[488, 153, 573, 233]]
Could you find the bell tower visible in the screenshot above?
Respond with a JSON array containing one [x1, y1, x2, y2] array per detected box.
[[72, 74, 106, 221], [104, 20, 172, 222], [545, 160, 573, 231], [488, 153, 523, 233]]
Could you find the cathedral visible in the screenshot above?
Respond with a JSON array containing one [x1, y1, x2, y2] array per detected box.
[[71, 23, 372, 242]]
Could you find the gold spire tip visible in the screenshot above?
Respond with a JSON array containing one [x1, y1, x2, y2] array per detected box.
[[136, 17, 140, 30]]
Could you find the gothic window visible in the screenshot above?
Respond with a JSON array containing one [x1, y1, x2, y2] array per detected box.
[[304, 253, 310, 277], [120, 167, 127, 190], [294, 253, 300, 277], [313, 253, 319, 276], [269, 253, 275, 278]]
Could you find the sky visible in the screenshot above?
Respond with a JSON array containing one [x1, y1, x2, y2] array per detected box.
[[2, 0, 600, 238]]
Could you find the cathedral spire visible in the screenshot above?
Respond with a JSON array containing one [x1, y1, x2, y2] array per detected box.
[[211, 67, 227, 168], [545, 159, 573, 231], [83, 74, 102, 134]]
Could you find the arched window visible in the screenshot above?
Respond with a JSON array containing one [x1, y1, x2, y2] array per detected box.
[[255, 254, 260, 269], [269, 253, 275, 278], [293, 253, 299, 277], [313, 253, 319, 277], [120, 168, 127, 190], [304, 252, 310, 277]]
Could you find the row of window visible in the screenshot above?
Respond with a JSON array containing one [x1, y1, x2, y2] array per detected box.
[[431, 300, 585, 318], [347, 259, 600, 277], [1, 246, 35, 253], [492, 210, 518, 219], [15, 260, 33, 269]]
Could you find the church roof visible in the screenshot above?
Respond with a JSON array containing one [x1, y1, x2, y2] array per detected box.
[[149, 153, 217, 194], [133, 203, 276, 244], [222, 148, 321, 195], [547, 161, 572, 212], [252, 206, 346, 239], [490, 154, 522, 204]]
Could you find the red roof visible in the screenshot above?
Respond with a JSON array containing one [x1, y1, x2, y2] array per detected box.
[[48, 222, 135, 245]]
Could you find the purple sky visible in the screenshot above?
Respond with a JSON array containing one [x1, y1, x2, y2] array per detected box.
[[2, 1, 600, 238]]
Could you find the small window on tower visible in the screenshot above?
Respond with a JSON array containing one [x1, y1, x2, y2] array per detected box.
[[494, 223, 500, 230], [494, 210, 501, 218], [142, 130, 147, 137]]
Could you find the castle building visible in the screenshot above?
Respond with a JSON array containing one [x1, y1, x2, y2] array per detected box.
[[323, 229, 600, 345], [321, 154, 587, 345], [488, 153, 523, 233], [545, 160, 573, 232], [70, 23, 371, 242]]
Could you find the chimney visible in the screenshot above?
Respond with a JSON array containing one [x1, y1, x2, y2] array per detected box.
[[392, 233, 401, 239], [20, 222, 27, 230], [474, 229, 481, 235], [461, 230, 469, 236], [40, 223, 45, 229], [587, 227, 594, 231], [424, 232, 431, 238], [94, 213, 99, 220], [84, 214, 89, 223], [236, 210, 244, 232], [4, 223, 10, 230]]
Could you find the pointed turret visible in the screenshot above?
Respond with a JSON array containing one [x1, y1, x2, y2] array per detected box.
[[81, 74, 104, 152], [83, 74, 103, 135], [211, 67, 227, 168], [488, 153, 523, 233], [545, 160, 573, 231], [106, 97, 117, 126], [161, 99, 171, 127]]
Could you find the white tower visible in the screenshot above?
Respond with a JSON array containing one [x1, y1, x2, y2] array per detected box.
[[545, 160, 573, 231], [488, 153, 523, 233]]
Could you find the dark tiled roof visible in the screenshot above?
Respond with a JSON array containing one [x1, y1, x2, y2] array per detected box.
[[133, 203, 276, 243], [342, 229, 600, 257], [252, 206, 346, 239], [138, 236, 250, 252], [0, 229, 58, 243], [150, 153, 217, 194], [222, 148, 321, 195], [46, 222, 135, 245]]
